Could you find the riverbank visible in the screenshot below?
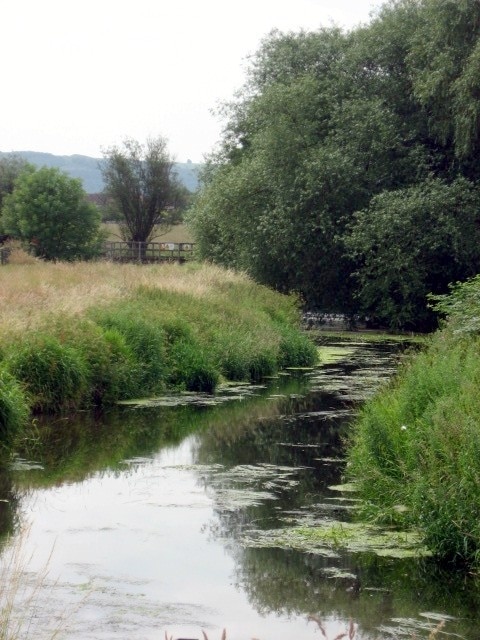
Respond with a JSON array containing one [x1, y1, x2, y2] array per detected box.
[[347, 275, 480, 569], [0, 260, 316, 443]]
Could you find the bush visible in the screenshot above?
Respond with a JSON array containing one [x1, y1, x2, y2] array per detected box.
[[7, 335, 89, 413]]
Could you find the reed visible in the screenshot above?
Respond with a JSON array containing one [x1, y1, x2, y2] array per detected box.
[[0, 528, 75, 640]]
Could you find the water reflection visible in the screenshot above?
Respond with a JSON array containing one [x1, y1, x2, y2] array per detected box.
[[0, 338, 478, 639]]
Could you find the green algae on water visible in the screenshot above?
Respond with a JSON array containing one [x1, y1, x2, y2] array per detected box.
[[317, 345, 358, 364], [241, 520, 431, 559]]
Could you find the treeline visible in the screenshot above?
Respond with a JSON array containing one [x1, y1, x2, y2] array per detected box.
[[188, 0, 480, 332]]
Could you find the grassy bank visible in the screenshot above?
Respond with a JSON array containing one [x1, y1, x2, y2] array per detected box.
[[0, 260, 316, 442], [346, 275, 480, 569]]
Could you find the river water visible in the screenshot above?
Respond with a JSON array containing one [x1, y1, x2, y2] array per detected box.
[[0, 337, 479, 639]]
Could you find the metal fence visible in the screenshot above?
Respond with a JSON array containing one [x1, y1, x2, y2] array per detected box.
[[102, 241, 195, 263]]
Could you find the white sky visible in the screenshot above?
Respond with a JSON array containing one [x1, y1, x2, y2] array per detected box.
[[1, 0, 385, 163]]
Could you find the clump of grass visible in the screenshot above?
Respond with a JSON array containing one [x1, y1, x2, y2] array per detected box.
[[347, 274, 480, 567], [90, 307, 166, 395], [1, 240, 39, 265], [6, 335, 89, 413], [49, 316, 139, 405], [278, 326, 318, 368], [0, 365, 30, 445], [161, 317, 219, 392]]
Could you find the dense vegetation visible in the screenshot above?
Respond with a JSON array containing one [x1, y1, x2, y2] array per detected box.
[[0, 260, 316, 444], [188, 0, 480, 331], [1, 165, 104, 260], [347, 275, 480, 568]]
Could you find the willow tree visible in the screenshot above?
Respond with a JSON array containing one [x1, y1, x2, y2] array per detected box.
[[101, 137, 184, 243]]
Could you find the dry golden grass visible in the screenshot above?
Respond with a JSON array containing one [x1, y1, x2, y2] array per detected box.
[[0, 261, 247, 338]]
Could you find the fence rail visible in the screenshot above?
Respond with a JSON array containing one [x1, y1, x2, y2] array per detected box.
[[0, 242, 195, 265], [102, 241, 195, 263]]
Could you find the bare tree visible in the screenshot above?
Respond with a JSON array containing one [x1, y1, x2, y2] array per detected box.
[[101, 136, 185, 243]]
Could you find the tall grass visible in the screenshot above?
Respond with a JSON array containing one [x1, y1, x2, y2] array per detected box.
[[0, 367, 29, 444], [347, 275, 480, 567], [0, 261, 316, 427]]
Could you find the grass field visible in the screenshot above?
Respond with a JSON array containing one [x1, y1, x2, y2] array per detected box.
[[102, 223, 194, 243]]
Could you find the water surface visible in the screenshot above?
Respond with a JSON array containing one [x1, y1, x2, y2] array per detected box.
[[1, 337, 479, 639]]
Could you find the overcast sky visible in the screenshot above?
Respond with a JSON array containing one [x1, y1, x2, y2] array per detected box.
[[1, 0, 385, 162]]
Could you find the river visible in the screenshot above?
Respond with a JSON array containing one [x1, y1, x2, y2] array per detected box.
[[0, 336, 478, 639]]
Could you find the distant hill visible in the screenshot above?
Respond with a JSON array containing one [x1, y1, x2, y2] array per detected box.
[[0, 151, 202, 193]]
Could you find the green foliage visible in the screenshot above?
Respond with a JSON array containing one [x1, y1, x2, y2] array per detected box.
[[0, 265, 315, 427], [189, 0, 480, 329], [0, 365, 29, 444], [161, 317, 219, 392], [345, 177, 480, 331], [278, 327, 318, 368], [347, 276, 480, 566], [6, 335, 89, 413], [50, 317, 139, 405], [101, 137, 185, 243], [0, 155, 32, 217], [2, 166, 103, 260], [89, 308, 166, 395]]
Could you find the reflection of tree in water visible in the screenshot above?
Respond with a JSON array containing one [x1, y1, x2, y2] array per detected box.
[[190, 343, 480, 639], [0, 470, 18, 543], [232, 546, 480, 638]]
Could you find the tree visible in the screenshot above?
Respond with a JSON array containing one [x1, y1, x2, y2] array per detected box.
[[345, 178, 480, 331], [2, 167, 103, 261], [101, 137, 185, 243], [0, 155, 32, 219]]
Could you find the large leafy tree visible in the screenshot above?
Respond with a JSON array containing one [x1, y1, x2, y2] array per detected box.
[[101, 137, 185, 243], [2, 167, 103, 261], [189, 0, 480, 328], [0, 155, 32, 214], [345, 178, 480, 331], [189, 23, 416, 312]]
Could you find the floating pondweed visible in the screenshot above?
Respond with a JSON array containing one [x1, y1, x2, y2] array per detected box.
[[241, 520, 431, 559]]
